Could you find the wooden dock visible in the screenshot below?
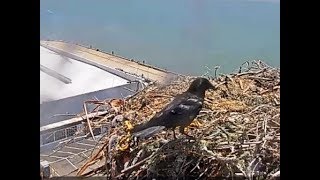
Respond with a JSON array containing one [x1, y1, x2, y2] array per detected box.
[[40, 40, 178, 83]]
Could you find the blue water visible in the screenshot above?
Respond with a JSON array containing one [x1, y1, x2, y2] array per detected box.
[[40, 0, 280, 75]]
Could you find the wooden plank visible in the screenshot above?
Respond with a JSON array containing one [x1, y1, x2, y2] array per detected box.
[[40, 111, 108, 133]]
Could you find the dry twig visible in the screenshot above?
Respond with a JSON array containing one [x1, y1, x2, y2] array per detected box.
[[72, 60, 280, 179]]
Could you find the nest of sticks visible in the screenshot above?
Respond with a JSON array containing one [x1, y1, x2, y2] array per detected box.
[[76, 60, 280, 179]]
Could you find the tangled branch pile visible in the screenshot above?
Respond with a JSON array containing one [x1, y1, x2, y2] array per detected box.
[[77, 60, 280, 179]]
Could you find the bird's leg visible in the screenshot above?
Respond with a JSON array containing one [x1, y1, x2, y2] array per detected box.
[[179, 126, 195, 139], [133, 136, 139, 147], [172, 128, 177, 139], [165, 130, 170, 139]]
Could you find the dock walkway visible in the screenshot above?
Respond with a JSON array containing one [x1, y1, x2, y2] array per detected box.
[[40, 40, 178, 83]]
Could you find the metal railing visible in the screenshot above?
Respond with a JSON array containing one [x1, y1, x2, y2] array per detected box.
[[41, 125, 80, 145]]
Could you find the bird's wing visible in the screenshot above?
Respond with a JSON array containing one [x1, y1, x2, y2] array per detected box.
[[131, 93, 203, 133], [152, 93, 203, 124], [168, 94, 203, 115]]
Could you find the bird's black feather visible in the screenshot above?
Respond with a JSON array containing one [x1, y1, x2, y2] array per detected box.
[[131, 77, 216, 138]]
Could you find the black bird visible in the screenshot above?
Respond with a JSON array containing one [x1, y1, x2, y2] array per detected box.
[[131, 77, 216, 139]]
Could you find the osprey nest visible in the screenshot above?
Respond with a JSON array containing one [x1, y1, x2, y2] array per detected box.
[[75, 60, 280, 179]]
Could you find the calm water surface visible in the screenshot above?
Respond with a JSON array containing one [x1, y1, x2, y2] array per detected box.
[[40, 0, 280, 75]]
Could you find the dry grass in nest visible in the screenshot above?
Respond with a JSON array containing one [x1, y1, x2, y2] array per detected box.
[[73, 60, 280, 179]]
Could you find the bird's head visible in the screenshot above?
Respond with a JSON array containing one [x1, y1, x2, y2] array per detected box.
[[187, 77, 217, 97]]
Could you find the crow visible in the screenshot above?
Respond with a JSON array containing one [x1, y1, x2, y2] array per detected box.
[[130, 77, 216, 139]]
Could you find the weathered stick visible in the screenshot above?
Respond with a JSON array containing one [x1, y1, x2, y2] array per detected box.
[[115, 155, 153, 178], [83, 103, 96, 141]]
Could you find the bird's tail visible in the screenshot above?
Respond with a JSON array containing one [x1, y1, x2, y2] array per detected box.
[[130, 122, 149, 133], [132, 126, 166, 139]]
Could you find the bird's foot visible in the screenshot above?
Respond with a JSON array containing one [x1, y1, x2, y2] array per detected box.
[[183, 133, 196, 143], [183, 133, 195, 139], [173, 129, 177, 139], [179, 127, 195, 140]]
